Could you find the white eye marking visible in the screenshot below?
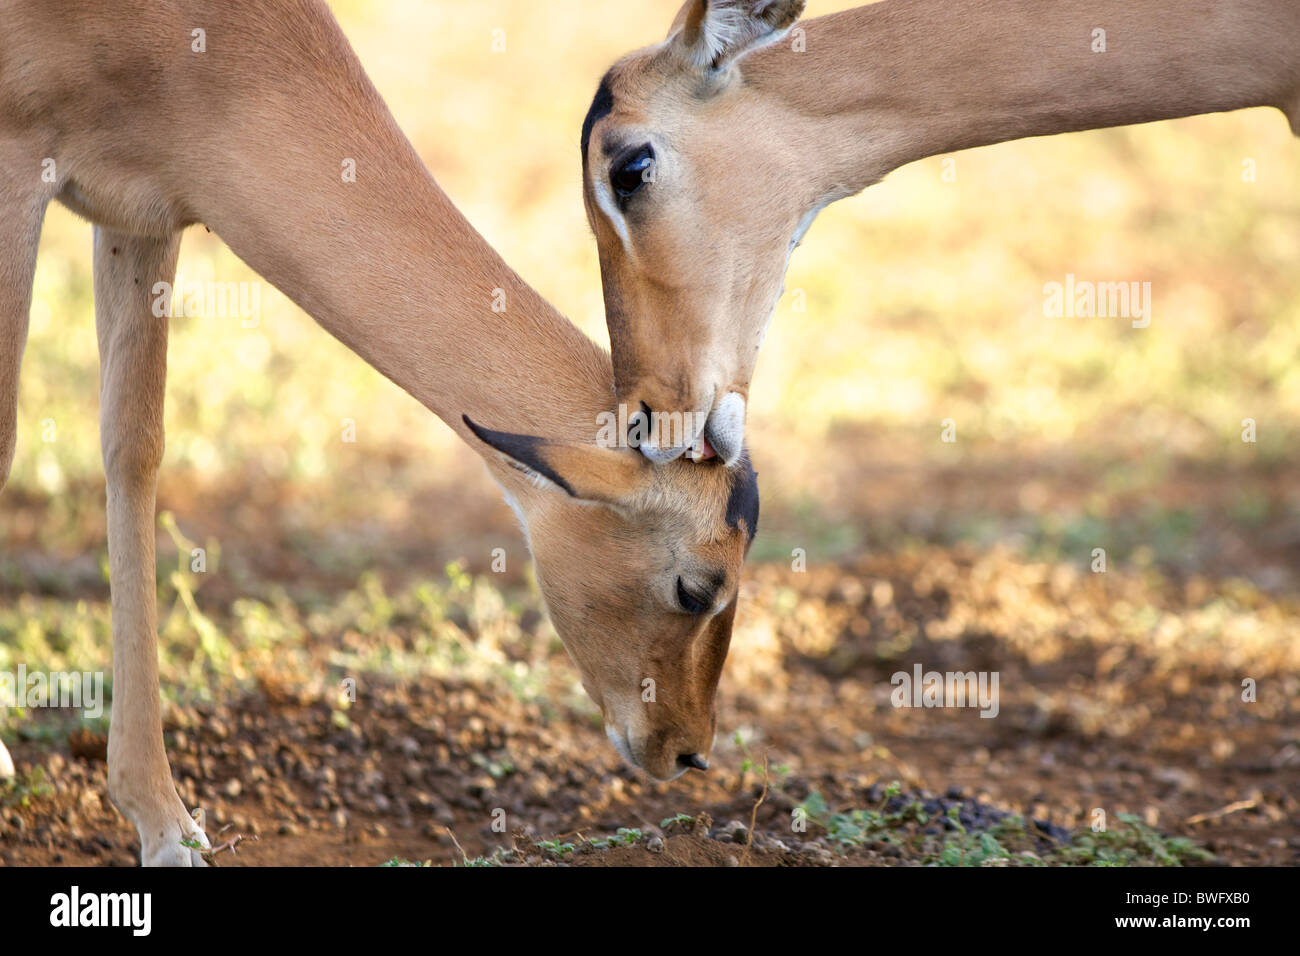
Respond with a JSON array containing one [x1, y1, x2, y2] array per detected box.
[[592, 175, 633, 254]]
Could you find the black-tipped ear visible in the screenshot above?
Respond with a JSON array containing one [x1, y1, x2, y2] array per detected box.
[[463, 415, 575, 496], [463, 414, 649, 505]]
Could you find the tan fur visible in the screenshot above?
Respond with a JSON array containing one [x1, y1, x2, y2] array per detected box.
[[673, 0, 806, 69], [0, 0, 752, 859], [584, 0, 1300, 462]]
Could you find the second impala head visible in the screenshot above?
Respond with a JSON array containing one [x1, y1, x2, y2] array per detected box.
[[464, 415, 759, 781], [581, 0, 815, 466]]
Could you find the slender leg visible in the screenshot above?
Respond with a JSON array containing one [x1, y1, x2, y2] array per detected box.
[[0, 160, 47, 781], [94, 227, 209, 865]]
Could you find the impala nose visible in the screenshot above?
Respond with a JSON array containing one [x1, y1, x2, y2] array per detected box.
[[678, 753, 709, 771], [625, 395, 711, 464], [702, 391, 746, 467], [626, 402, 652, 449]]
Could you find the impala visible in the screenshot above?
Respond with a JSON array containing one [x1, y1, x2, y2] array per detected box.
[[581, 0, 1300, 464], [0, 0, 758, 865]]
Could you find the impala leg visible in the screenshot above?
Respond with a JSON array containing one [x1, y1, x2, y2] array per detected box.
[[94, 227, 209, 865], [0, 171, 47, 780], [0, 202, 42, 485]]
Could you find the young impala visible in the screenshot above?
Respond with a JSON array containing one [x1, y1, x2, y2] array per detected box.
[[0, 0, 758, 864], [581, 0, 1300, 465]]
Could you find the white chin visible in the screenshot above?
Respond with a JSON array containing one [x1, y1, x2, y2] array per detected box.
[[637, 442, 687, 464], [704, 392, 746, 466], [604, 725, 687, 780], [604, 725, 636, 766]]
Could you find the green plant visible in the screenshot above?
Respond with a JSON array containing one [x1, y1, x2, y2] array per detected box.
[[535, 839, 575, 858], [1062, 814, 1214, 866], [934, 807, 1011, 867], [733, 730, 791, 781], [588, 827, 642, 849], [660, 812, 695, 829], [0, 765, 53, 808], [797, 782, 922, 848]]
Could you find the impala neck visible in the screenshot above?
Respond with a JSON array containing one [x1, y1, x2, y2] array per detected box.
[[225, 182, 612, 447], [747, 0, 1300, 198], [189, 18, 612, 463]]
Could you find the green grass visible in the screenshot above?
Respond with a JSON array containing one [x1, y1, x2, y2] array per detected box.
[[587, 827, 643, 850], [660, 813, 696, 830], [535, 839, 576, 859], [0, 766, 54, 809], [1060, 814, 1215, 867], [796, 787, 1215, 867], [0, 539, 581, 741]]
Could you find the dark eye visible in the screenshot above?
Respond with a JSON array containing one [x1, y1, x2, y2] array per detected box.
[[610, 146, 655, 200], [676, 576, 708, 615]]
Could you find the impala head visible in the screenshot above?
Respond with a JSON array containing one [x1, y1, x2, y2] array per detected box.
[[463, 414, 758, 781], [581, 0, 813, 466]]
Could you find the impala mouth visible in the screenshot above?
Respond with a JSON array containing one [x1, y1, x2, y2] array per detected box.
[[603, 724, 688, 781], [637, 442, 690, 465], [690, 434, 717, 462], [632, 407, 710, 464], [702, 392, 746, 467], [631, 397, 740, 465]]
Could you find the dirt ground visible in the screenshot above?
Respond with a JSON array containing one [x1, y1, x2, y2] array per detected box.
[[2, 435, 1297, 867]]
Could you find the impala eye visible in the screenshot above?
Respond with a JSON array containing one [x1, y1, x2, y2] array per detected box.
[[611, 146, 655, 200], [676, 576, 708, 615]]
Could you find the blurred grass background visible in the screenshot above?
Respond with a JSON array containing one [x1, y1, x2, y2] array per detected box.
[[3, 0, 1298, 622]]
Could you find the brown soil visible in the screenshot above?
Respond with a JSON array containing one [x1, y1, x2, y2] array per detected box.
[[2, 437, 1297, 867]]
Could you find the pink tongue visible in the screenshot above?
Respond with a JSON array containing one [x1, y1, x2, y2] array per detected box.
[[695, 436, 717, 461]]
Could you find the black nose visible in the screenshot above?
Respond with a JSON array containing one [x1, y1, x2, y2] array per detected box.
[[627, 401, 652, 449], [678, 753, 709, 771]]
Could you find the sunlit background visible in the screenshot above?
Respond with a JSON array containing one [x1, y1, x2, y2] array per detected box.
[[7, 0, 1297, 566]]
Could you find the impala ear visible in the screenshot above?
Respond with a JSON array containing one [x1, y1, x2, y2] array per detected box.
[[463, 415, 650, 505], [669, 0, 806, 71]]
